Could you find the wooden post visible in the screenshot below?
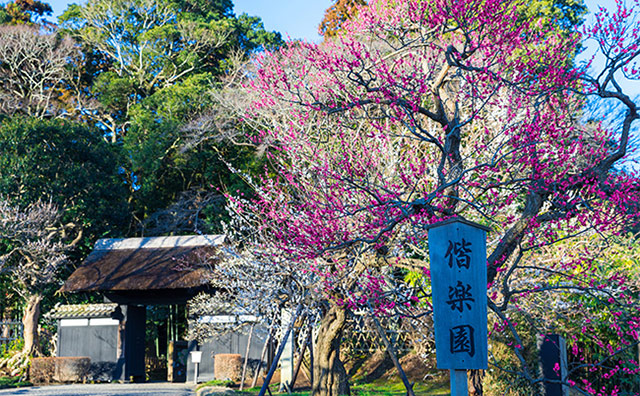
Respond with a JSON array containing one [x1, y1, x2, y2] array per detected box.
[[257, 305, 302, 396], [427, 219, 490, 396], [308, 322, 314, 390], [538, 334, 568, 396], [290, 329, 311, 390], [240, 324, 255, 391], [194, 362, 199, 385], [368, 308, 415, 396], [279, 308, 295, 392], [299, 358, 311, 382], [450, 370, 468, 396], [251, 328, 273, 388]]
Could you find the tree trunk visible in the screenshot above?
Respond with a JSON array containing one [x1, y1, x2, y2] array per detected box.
[[312, 305, 350, 396], [468, 369, 484, 396], [22, 293, 43, 356]]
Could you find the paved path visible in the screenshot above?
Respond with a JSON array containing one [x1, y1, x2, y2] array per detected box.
[[0, 383, 195, 396]]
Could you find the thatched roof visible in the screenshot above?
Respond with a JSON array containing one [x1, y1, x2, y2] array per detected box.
[[60, 235, 224, 292]]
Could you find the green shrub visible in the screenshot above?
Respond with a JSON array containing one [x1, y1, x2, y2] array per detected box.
[[0, 338, 23, 359], [196, 378, 236, 390], [0, 376, 32, 389]]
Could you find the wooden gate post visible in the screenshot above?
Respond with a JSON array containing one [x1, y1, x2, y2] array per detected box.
[[427, 219, 490, 395]]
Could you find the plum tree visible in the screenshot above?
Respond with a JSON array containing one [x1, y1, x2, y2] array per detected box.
[[213, 0, 640, 394]]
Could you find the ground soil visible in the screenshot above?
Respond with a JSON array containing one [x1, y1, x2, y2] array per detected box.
[[345, 350, 444, 384], [237, 348, 445, 392]]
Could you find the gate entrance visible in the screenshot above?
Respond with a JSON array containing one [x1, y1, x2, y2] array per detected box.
[[59, 235, 224, 382]]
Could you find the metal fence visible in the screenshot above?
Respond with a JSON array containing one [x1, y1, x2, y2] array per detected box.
[[0, 320, 23, 347]]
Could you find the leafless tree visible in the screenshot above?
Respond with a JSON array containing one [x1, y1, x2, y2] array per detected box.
[[0, 25, 77, 119], [0, 200, 77, 363], [141, 190, 225, 236]]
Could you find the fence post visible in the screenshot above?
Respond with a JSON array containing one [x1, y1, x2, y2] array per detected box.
[[0, 320, 23, 347], [537, 334, 568, 396]]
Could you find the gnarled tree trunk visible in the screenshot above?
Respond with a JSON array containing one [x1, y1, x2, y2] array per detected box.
[[313, 304, 350, 396], [468, 369, 484, 395], [22, 293, 43, 356]]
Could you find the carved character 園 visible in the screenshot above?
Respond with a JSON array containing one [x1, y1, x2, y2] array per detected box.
[[450, 324, 475, 357]]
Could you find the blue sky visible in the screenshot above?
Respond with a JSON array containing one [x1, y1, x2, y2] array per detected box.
[[46, 0, 332, 42], [43, 0, 638, 97], [44, 0, 625, 43], [233, 0, 331, 43]]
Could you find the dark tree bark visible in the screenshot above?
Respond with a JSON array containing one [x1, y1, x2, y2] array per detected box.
[[312, 305, 350, 396], [468, 369, 484, 396]]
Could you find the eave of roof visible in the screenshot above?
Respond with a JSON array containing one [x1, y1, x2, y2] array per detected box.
[[60, 235, 224, 293], [46, 303, 118, 319]]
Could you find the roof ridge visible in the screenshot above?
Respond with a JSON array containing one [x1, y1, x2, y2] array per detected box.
[[94, 235, 225, 250]]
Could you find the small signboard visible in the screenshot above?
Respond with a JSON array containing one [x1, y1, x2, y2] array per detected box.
[[428, 218, 488, 370]]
